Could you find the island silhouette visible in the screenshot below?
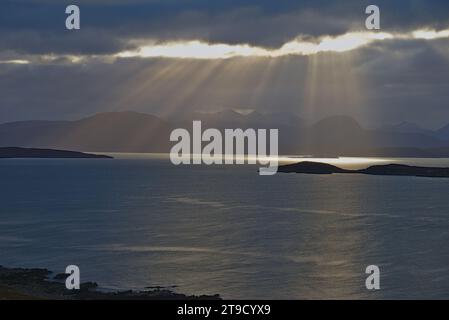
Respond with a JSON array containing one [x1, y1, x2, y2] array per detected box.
[[278, 161, 449, 178]]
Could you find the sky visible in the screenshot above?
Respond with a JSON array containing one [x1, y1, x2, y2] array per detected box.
[[1, 0, 449, 129]]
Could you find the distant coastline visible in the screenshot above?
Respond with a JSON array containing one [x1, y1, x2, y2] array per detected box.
[[0, 147, 112, 159]]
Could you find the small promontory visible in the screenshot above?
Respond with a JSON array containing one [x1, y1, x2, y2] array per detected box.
[[0, 147, 112, 159]]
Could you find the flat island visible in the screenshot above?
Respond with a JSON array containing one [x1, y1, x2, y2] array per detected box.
[[279, 161, 449, 178], [0, 147, 112, 159]]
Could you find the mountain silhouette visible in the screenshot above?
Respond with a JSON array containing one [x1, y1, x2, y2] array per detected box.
[[0, 111, 173, 152], [0, 111, 448, 156], [379, 121, 435, 136]]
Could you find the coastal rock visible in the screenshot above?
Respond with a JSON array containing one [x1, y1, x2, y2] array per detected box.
[[0, 265, 220, 300]]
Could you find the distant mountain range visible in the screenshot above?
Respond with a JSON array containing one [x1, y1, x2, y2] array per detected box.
[[1, 111, 449, 157], [0, 112, 173, 153]]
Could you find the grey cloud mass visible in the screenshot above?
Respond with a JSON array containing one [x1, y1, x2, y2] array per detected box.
[[2, 0, 449, 52]]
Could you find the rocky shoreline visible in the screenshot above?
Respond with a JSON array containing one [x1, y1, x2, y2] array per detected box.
[[0, 266, 220, 300]]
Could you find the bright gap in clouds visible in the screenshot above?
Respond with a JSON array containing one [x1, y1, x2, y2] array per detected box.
[[2, 28, 449, 65], [117, 28, 449, 60], [118, 41, 269, 59], [412, 29, 449, 40], [0, 60, 30, 64], [117, 32, 394, 59]]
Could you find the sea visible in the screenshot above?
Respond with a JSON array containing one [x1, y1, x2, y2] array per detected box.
[[1, 154, 449, 299]]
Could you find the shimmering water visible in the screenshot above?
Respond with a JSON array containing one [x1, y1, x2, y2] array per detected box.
[[1, 155, 449, 299]]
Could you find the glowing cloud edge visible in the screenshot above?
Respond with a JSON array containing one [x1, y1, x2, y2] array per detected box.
[[115, 29, 449, 60]]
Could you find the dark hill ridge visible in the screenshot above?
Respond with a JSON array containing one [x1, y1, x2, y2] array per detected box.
[[0, 147, 112, 159], [1, 111, 449, 156], [0, 111, 173, 153], [279, 161, 449, 178]]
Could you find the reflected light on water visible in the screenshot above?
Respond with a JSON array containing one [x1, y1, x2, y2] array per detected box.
[[105, 153, 449, 170], [108, 153, 392, 169]]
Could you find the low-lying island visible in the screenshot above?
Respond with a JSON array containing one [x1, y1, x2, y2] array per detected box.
[[279, 161, 449, 178]]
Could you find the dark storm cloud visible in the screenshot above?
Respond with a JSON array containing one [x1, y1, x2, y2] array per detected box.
[[1, 0, 449, 55]]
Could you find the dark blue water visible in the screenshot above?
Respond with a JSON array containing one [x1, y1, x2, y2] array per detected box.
[[1, 155, 449, 299]]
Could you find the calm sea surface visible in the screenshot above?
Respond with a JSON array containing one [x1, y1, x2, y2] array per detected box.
[[1, 154, 449, 299]]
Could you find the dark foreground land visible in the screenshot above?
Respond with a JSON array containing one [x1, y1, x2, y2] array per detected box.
[[279, 161, 449, 178], [0, 266, 220, 300], [0, 147, 112, 159]]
